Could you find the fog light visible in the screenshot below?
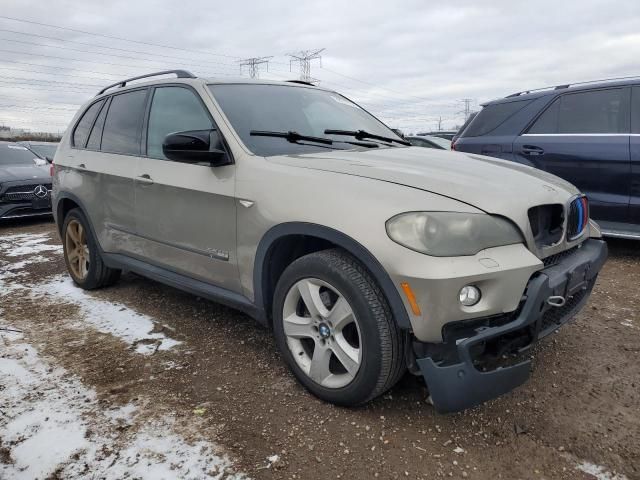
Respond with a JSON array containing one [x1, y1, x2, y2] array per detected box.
[[459, 285, 481, 306]]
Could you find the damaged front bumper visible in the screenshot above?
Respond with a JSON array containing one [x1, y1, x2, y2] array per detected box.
[[415, 238, 608, 413]]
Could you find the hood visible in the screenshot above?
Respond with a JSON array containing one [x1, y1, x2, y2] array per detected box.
[[271, 147, 579, 217], [0, 163, 51, 183]]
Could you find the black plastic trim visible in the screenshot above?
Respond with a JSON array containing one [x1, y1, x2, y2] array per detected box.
[[253, 222, 412, 329], [417, 238, 608, 413], [101, 253, 258, 318]]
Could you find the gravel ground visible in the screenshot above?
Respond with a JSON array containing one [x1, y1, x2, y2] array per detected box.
[[1, 218, 638, 479]]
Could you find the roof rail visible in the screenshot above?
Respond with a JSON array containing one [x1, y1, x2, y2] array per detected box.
[[286, 80, 316, 86], [97, 70, 196, 95], [505, 74, 640, 98]]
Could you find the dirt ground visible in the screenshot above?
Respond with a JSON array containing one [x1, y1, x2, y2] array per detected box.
[[1, 218, 638, 479]]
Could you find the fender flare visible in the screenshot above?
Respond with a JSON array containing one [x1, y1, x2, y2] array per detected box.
[[253, 222, 411, 330]]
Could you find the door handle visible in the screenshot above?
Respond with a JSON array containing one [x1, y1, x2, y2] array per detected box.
[[135, 174, 154, 185], [522, 145, 544, 156]]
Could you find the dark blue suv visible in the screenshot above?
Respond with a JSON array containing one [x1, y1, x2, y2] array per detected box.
[[454, 79, 640, 239]]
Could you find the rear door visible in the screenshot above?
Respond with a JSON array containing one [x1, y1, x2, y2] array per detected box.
[[133, 85, 240, 292], [630, 86, 640, 227], [513, 87, 631, 223], [87, 88, 149, 254], [453, 99, 532, 160]]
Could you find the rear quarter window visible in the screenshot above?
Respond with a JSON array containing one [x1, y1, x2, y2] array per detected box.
[[462, 99, 531, 137]]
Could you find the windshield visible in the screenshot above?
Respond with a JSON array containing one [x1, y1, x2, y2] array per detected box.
[[208, 84, 404, 156], [0, 144, 38, 165], [29, 143, 58, 159]]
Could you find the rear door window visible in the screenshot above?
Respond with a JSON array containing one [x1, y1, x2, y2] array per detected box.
[[101, 89, 148, 155], [461, 100, 531, 137], [73, 100, 105, 148], [528, 88, 630, 134]]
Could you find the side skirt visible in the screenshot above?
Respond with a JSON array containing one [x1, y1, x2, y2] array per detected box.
[[102, 253, 265, 323]]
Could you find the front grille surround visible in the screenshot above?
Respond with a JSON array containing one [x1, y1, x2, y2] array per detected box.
[[528, 203, 564, 249], [0, 183, 51, 203]]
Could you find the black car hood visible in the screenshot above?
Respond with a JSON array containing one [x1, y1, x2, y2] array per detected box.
[[0, 163, 51, 183]]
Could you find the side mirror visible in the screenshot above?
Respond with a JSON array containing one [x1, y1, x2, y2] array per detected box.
[[33, 158, 47, 167], [162, 129, 232, 167]]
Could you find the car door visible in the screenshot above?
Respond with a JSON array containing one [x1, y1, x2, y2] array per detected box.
[[69, 89, 148, 254], [513, 87, 631, 223], [85, 88, 149, 254], [630, 86, 640, 228], [133, 84, 240, 292]]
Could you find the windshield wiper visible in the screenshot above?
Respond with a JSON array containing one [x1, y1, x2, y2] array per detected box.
[[324, 129, 411, 146], [249, 130, 380, 150], [250, 130, 334, 145]]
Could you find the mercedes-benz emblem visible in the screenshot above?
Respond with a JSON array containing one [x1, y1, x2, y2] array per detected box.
[[33, 185, 48, 199]]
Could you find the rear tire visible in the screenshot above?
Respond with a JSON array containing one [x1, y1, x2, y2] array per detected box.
[[62, 208, 121, 290], [273, 248, 405, 406]]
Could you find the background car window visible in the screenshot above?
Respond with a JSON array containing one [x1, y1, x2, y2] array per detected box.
[[632, 86, 640, 134], [28, 143, 58, 158], [72, 100, 104, 148], [0, 144, 38, 165], [86, 100, 109, 150], [461, 100, 531, 137], [146, 87, 212, 159], [101, 89, 148, 155], [529, 88, 629, 134]]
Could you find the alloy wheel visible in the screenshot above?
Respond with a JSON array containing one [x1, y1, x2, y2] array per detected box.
[[65, 219, 90, 280], [282, 278, 362, 389]]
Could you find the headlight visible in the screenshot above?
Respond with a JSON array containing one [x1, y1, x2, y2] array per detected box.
[[386, 212, 523, 256]]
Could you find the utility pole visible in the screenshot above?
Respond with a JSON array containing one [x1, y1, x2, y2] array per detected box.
[[239, 56, 272, 79], [459, 98, 475, 121], [436, 116, 443, 131], [288, 48, 325, 84]]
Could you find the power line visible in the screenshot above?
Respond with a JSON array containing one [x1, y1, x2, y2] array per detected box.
[[288, 49, 324, 84], [0, 15, 241, 60], [0, 37, 239, 70], [238, 57, 272, 79], [0, 48, 240, 79], [0, 28, 239, 68]]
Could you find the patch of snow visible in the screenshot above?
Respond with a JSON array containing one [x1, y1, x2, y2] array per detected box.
[[576, 461, 628, 480], [0, 329, 245, 479], [0, 232, 62, 257], [620, 319, 634, 328], [32, 276, 180, 355]]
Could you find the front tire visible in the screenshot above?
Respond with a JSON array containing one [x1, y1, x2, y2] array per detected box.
[[62, 208, 121, 289], [272, 249, 405, 406]]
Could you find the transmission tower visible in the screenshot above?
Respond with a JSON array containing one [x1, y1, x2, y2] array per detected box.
[[239, 56, 272, 79], [459, 98, 475, 121], [288, 48, 325, 84]]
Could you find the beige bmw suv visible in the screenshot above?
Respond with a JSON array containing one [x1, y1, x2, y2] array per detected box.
[[52, 70, 607, 413]]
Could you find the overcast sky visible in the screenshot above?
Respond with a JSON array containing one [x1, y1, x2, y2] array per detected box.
[[1, 0, 639, 134]]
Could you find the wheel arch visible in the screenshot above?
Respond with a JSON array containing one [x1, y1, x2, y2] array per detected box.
[[55, 192, 99, 243], [253, 222, 411, 330]]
